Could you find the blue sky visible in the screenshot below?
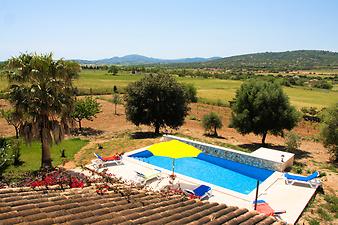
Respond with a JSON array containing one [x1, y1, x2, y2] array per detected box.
[[1, 0, 338, 60]]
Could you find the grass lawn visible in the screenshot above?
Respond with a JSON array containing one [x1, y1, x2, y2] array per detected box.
[[76, 134, 160, 166], [3, 138, 89, 178]]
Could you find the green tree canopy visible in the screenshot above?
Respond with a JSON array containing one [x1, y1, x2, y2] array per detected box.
[[182, 83, 198, 103], [320, 104, 338, 160], [5, 53, 80, 168], [0, 109, 24, 139], [202, 112, 223, 136], [108, 65, 119, 75], [230, 80, 299, 144], [125, 74, 189, 134], [71, 97, 101, 130]]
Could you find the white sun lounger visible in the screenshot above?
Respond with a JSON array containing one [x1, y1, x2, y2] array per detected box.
[[92, 153, 123, 169], [135, 169, 162, 185]]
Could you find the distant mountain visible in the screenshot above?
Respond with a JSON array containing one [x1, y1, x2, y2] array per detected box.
[[180, 50, 338, 70], [72, 54, 221, 65]]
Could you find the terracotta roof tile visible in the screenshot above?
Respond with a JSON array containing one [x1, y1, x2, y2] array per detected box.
[[0, 185, 285, 225], [257, 217, 280, 225], [240, 213, 268, 225]]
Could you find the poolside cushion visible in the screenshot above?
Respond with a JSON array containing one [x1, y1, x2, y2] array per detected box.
[[101, 155, 121, 161], [95, 153, 121, 161], [193, 185, 211, 197], [284, 171, 319, 181]]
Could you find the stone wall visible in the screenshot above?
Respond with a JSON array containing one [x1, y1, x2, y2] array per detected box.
[[163, 135, 286, 171]]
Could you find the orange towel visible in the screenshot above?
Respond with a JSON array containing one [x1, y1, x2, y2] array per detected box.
[[102, 155, 121, 161], [255, 203, 274, 216]]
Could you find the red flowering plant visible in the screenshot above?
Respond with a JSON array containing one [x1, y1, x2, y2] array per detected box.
[[188, 194, 200, 199], [28, 168, 87, 189]]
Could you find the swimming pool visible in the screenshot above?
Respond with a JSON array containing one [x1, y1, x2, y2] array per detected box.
[[130, 150, 274, 195]]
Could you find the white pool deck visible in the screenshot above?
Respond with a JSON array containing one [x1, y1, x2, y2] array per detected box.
[[86, 147, 318, 225]]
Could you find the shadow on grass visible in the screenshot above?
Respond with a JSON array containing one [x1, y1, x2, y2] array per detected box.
[[129, 132, 162, 139], [70, 127, 104, 136], [203, 133, 225, 139]]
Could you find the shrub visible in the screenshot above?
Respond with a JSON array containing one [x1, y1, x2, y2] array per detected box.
[[113, 85, 118, 93], [0, 138, 8, 172], [301, 107, 321, 122], [285, 131, 301, 152], [188, 115, 199, 121], [10, 139, 21, 166], [307, 218, 320, 225], [313, 80, 333, 89], [202, 112, 223, 136], [182, 84, 198, 103]]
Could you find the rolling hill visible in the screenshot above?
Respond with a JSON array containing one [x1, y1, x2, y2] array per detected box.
[[173, 50, 338, 70], [73, 54, 221, 65]]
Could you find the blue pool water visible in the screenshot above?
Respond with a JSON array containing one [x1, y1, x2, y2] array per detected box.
[[130, 150, 274, 195]]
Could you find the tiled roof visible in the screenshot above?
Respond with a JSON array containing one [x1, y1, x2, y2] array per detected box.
[[0, 185, 285, 225]]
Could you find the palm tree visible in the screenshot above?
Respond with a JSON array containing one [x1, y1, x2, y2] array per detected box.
[[6, 53, 80, 169]]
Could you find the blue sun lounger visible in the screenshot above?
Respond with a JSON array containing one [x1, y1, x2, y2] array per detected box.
[[283, 171, 321, 188], [184, 185, 212, 200]]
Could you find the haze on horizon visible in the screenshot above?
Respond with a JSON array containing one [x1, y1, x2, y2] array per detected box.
[[1, 0, 338, 61]]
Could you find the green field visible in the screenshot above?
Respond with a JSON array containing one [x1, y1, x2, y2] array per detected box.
[[1, 69, 337, 108]]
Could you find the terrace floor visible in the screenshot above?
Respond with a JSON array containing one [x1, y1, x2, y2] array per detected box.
[[86, 149, 318, 225]]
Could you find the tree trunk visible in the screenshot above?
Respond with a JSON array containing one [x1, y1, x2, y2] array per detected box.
[[261, 132, 267, 145], [41, 127, 52, 169], [78, 120, 82, 131], [15, 126, 19, 139], [154, 124, 160, 134], [214, 126, 218, 137], [114, 103, 117, 115]]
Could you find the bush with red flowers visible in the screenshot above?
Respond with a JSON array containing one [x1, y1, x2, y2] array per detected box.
[[29, 168, 86, 189]]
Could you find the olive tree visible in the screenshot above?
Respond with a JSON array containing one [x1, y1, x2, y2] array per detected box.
[[230, 80, 299, 145], [108, 65, 119, 75], [71, 97, 101, 131], [125, 74, 189, 134], [202, 112, 223, 136], [0, 109, 24, 139], [182, 83, 198, 103], [320, 104, 338, 160], [112, 93, 121, 115]]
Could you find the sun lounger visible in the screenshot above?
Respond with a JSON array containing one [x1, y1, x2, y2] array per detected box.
[[184, 184, 212, 200], [253, 200, 286, 216], [92, 153, 123, 169], [135, 169, 162, 184], [283, 171, 321, 188]]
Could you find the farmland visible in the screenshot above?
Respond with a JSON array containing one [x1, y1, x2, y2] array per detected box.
[[62, 70, 338, 108], [1, 69, 337, 108]]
